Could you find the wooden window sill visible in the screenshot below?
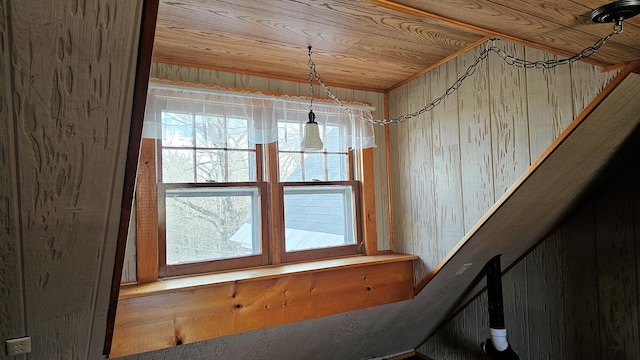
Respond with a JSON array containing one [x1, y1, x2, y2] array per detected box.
[[110, 254, 417, 358]]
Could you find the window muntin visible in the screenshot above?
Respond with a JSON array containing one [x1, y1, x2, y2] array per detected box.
[[160, 111, 256, 183], [278, 121, 349, 182], [144, 86, 374, 277]]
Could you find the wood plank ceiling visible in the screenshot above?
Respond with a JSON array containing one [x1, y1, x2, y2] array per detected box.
[[153, 0, 640, 91]]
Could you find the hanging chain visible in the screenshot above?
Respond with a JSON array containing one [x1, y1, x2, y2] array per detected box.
[[308, 46, 315, 111], [308, 21, 623, 125], [489, 20, 623, 69]]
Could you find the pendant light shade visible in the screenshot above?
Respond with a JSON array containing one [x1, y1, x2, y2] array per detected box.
[[301, 110, 323, 151]]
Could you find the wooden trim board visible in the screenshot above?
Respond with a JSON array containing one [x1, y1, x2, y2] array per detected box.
[[413, 65, 640, 321], [110, 254, 417, 357]]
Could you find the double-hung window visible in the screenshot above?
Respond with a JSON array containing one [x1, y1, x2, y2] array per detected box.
[[141, 84, 375, 277]]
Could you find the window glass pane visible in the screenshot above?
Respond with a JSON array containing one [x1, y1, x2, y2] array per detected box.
[[283, 185, 355, 252], [227, 117, 249, 149], [279, 152, 302, 181], [162, 148, 194, 183], [278, 121, 303, 151], [301, 153, 325, 181], [196, 150, 225, 182], [227, 150, 254, 182], [195, 115, 225, 148], [162, 112, 194, 147], [165, 187, 260, 265], [195, 150, 254, 183], [326, 154, 348, 181], [323, 124, 343, 152]]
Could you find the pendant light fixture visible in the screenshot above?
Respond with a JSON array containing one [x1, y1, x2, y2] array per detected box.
[[301, 46, 324, 151]]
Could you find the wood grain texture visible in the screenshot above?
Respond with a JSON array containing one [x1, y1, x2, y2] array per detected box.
[[0, 0, 26, 347], [524, 47, 573, 161], [488, 42, 531, 197], [388, 40, 618, 286], [560, 200, 601, 359], [431, 59, 465, 262], [417, 63, 640, 346], [595, 174, 640, 359], [149, 0, 640, 91], [1, 0, 143, 359], [525, 236, 565, 358], [421, 137, 640, 359], [456, 45, 494, 233], [153, 0, 486, 90], [111, 259, 415, 357], [136, 138, 159, 283]]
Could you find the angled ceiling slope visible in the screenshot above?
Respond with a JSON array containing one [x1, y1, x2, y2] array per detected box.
[[411, 64, 640, 344], [153, 0, 640, 90]]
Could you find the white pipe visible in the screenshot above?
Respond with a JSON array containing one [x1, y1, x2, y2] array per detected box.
[[490, 328, 509, 352]]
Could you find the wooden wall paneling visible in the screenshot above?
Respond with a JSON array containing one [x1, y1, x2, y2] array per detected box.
[[122, 203, 138, 282], [488, 42, 531, 196], [498, 256, 529, 357], [524, 234, 565, 359], [417, 294, 488, 360], [407, 74, 438, 281], [570, 60, 618, 118], [559, 200, 601, 359], [197, 66, 237, 88], [456, 45, 494, 233], [594, 173, 640, 359], [268, 77, 302, 97], [387, 85, 409, 256], [430, 60, 465, 261], [524, 47, 573, 162], [150, 62, 199, 83], [4, 0, 143, 358], [0, 0, 26, 348], [362, 91, 392, 251]]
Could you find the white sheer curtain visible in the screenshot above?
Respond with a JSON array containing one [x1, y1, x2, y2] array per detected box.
[[143, 83, 376, 150]]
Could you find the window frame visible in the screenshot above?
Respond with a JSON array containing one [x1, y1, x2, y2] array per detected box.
[[278, 180, 363, 263], [134, 89, 378, 282], [158, 181, 270, 277]]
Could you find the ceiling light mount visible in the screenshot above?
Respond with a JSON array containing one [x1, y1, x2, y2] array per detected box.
[[592, 0, 640, 23]]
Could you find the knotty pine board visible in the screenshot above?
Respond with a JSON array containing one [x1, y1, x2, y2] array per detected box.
[[388, 40, 619, 285], [0, 0, 143, 358]]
